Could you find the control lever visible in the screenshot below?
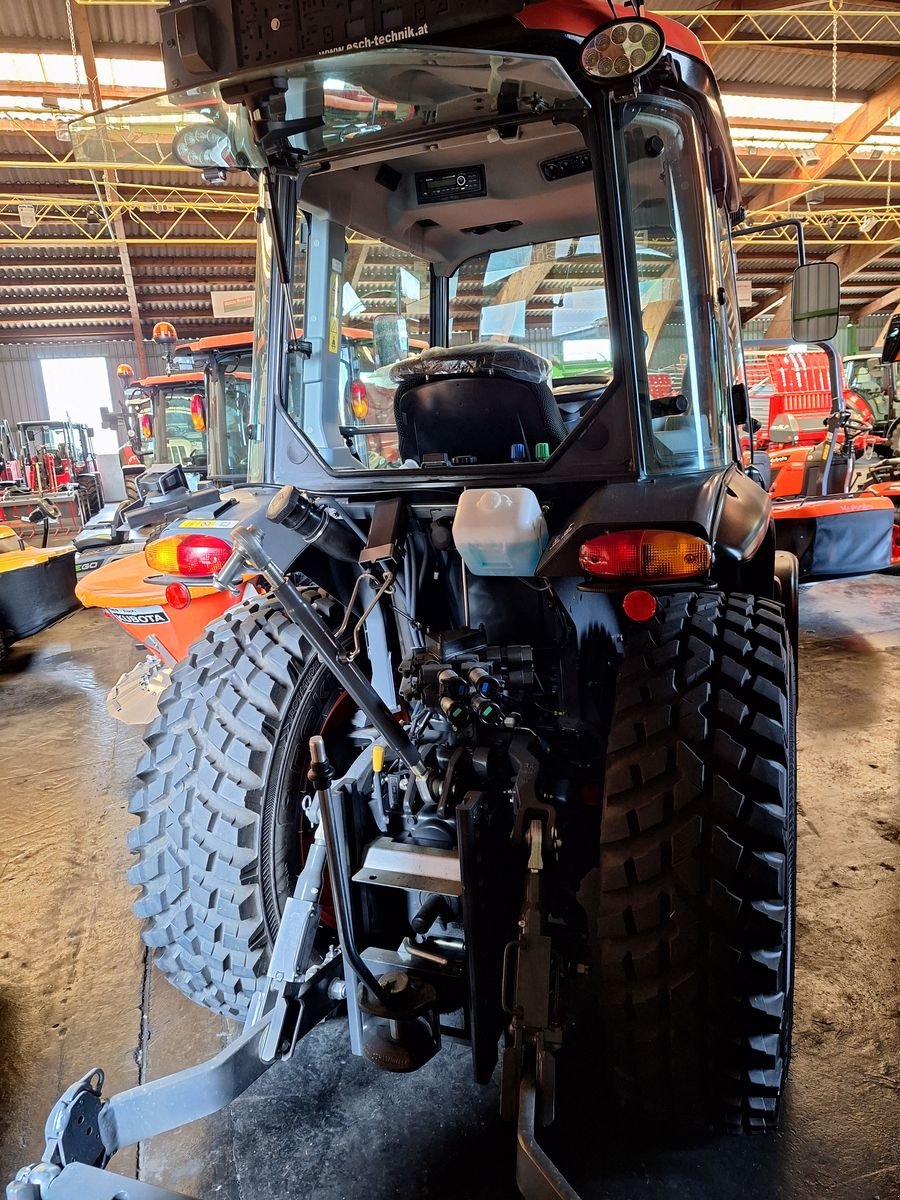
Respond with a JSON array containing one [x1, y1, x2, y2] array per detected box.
[[213, 548, 245, 595]]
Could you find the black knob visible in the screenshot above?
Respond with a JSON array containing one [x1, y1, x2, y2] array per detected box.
[[468, 667, 500, 700], [438, 669, 467, 701], [439, 695, 468, 727]]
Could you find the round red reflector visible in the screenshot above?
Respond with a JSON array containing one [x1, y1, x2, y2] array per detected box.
[[621, 589, 658, 622], [165, 582, 191, 610]]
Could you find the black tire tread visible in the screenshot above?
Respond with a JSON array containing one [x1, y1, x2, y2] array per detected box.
[[581, 591, 795, 1134], [128, 594, 327, 1017]]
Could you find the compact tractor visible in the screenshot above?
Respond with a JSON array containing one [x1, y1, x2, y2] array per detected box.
[[12, 2, 819, 1197], [0, 420, 103, 537]]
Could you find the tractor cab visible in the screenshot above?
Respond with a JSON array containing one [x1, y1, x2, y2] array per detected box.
[[71, 4, 752, 500], [845, 346, 900, 455], [124, 370, 208, 482], [168, 331, 255, 485]]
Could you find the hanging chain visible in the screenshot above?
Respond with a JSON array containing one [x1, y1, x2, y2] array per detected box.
[[830, 0, 840, 127], [64, 0, 85, 100]]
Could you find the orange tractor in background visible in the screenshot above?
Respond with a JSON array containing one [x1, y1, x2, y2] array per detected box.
[[76, 323, 416, 719]]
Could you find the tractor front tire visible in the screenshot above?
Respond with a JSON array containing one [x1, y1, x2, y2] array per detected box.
[[128, 596, 342, 1017], [581, 591, 796, 1133]]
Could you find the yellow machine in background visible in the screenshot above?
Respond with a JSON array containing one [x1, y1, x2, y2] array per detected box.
[[0, 522, 78, 665]]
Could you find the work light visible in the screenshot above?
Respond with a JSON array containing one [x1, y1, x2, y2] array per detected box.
[[580, 18, 665, 82]]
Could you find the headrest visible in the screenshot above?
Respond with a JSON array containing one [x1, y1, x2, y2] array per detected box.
[[390, 342, 552, 387]]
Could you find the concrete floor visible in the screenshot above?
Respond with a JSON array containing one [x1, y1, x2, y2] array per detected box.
[[1, 580, 899, 1199]]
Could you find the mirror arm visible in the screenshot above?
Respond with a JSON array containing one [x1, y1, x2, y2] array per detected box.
[[732, 217, 806, 266]]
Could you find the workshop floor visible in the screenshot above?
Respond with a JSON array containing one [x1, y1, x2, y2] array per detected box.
[[1, 581, 899, 1200]]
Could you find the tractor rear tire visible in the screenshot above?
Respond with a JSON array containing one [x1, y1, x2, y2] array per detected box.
[[580, 591, 796, 1133], [128, 595, 343, 1017], [78, 474, 102, 517]]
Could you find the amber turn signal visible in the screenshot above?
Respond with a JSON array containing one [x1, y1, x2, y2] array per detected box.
[[579, 529, 711, 580]]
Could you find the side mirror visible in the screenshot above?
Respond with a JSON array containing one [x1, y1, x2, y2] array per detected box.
[[790, 261, 840, 343], [882, 313, 900, 365], [373, 315, 410, 367]]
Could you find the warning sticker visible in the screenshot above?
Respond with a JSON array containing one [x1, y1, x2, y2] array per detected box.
[[178, 519, 239, 529], [328, 269, 341, 354], [107, 606, 170, 625]]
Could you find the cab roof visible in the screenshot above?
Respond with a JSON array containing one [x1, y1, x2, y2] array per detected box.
[[132, 372, 205, 389], [176, 330, 254, 355]]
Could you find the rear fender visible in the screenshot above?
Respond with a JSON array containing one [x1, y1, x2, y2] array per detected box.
[[537, 464, 770, 578]]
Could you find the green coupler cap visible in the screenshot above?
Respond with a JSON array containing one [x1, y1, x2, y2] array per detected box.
[[535, 442, 550, 461]]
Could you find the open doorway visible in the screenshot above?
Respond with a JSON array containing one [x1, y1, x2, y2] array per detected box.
[[39, 357, 117, 454]]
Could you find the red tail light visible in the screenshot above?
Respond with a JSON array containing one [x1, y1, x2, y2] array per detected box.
[[139, 412, 153, 439], [350, 379, 369, 420], [190, 392, 206, 432], [146, 533, 232, 577], [579, 529, 711, 580]]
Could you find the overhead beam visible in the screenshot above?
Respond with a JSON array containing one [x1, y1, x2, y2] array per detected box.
[[0, 257, 251, 272], [853, 286, 900, 321], [748, 70, 900, 214], [0, 80, 151, 102], [717, 37, 899, 59], [0, 36, 161, 59]]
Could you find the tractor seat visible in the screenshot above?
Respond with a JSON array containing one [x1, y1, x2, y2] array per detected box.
[[391, 343, 566, 464], [553, 381, 607, 431], [801, 452, 848, 497]]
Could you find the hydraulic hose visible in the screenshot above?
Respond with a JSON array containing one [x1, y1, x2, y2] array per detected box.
[[225, 523, 432, 801]]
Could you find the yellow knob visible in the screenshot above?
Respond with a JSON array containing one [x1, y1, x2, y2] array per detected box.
[[372, 744, 385, 773]]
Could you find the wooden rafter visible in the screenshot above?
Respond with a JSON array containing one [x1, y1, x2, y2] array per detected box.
[[748, 70, 900, 214]]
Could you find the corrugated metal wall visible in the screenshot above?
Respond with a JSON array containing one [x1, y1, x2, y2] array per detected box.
[[0, 340, 167, 428]]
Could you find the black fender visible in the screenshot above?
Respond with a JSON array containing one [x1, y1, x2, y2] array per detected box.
[[537, 464, 771, 577], [774, 549, 800, 670]]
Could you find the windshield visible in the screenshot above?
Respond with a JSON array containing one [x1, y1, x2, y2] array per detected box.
[[98, 48, 732, 483], [220, 352, 252, 478], [845, 356, 896, 420], [161, 385, 206, 468]]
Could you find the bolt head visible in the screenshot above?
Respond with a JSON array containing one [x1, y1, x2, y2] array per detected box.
[[271, 16, 281, 29]]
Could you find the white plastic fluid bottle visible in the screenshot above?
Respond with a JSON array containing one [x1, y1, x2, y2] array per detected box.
[[451, 488, 548, 576]]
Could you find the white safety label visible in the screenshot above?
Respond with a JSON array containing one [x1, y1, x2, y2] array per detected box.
[[107, 607, 170, 625]]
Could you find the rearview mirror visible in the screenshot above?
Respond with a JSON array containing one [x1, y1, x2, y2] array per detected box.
[[790, 261, 840, 343], [373, 315, 410, 367], [882, 313, 900, 365]]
